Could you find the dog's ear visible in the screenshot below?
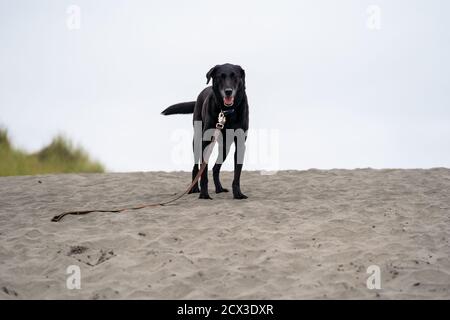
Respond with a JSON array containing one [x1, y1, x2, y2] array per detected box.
[[238, 65, 246, 88], [206, 65, 218, 84]]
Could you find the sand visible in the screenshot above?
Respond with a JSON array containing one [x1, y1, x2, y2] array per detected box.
[[0, 169, 449, 299]]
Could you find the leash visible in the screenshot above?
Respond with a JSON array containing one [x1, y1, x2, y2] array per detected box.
[[51, 110, 231, 222]]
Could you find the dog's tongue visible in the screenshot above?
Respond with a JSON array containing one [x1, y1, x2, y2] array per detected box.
[[223, 96, 234, 106]]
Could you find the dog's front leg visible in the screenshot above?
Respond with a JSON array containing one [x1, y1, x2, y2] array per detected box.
[[232, 136, 248, 199], [213, 133, 231, 193], [199, 140, 212, 199]]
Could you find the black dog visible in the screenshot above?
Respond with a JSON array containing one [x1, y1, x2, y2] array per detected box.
[[161, 63, 249, 200]]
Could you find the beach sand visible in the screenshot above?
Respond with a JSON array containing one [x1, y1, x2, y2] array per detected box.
[[0, 169, 449, 299]]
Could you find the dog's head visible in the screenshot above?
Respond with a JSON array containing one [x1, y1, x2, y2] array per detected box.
[[206, 64, 246, 107]]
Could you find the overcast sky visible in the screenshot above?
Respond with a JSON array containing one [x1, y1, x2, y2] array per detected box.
[[1, 0, 449, 172]]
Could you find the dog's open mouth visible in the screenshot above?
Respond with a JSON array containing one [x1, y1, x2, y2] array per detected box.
[[223, 96, 234, 107]]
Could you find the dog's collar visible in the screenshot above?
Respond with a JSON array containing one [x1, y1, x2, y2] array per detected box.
[[221, 108, 235, 116]]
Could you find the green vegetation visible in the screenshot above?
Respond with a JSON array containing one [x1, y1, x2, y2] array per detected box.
[[0, 128, 105, 176]]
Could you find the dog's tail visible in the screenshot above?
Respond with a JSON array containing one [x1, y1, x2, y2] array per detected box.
[[161, 101, 196, 115]]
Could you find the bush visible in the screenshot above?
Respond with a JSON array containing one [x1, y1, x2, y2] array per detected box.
[[0, 129, 105, 176]]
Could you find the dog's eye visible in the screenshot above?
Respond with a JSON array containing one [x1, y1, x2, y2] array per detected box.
[[230, 72, 235, 78], [220, 73, 226, 79]]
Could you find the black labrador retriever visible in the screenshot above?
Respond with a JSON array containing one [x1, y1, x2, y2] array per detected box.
[[161, 63, 249, 200]]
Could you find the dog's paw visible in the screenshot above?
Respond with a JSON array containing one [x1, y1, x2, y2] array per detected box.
[[199, 193, 213, 200], [188, 185, 200, 194], [215, 187, 229, 193], [233, 192, 248, 200]]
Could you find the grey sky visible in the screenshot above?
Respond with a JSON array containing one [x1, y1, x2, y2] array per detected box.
[[1, 0, 449, 172]]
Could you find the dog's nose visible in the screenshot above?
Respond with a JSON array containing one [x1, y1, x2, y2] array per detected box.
[[225, 89, 233, 97]]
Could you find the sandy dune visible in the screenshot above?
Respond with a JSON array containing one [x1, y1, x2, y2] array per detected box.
[[0, 169, 449, 299]]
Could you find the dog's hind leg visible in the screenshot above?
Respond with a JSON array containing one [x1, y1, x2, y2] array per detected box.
[[188, 164, 200, 193], [188, 138, 201, 194], [213, 134, 230, 193]]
